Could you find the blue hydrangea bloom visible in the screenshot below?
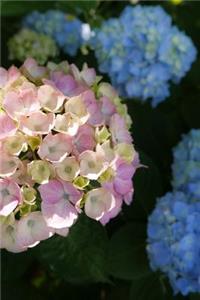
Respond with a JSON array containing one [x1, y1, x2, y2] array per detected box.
[[147, 191, 200, 296], [172, 129, 200, 198], [91, 5, 197, 107], [23, 10, 83, 56]]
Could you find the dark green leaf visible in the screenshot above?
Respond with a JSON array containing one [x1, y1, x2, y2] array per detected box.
[[37, 215, 109, 284], [1, 250, 33, 281], [129, 273, 174, 300], [1, 0, 56, 17], [1, 280, 43, 300], [57, 0, 99, 18], [108, 223, 151, 280], [190, 294, 200, 300]]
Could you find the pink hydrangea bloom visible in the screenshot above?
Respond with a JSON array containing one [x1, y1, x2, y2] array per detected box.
[[39, 179, 82, 229], [0, 58, 139, 252]]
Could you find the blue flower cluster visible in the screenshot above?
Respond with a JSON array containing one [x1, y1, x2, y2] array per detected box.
[[147, 129, 200, 295], [91, 5, 197, 107], [23, 10, 83, 56], [172, 129, 200, 198], [147, 192, 200, 296]]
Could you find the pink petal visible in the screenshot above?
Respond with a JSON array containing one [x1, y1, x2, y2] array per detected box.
[[37, 84, 65, 112], [114, 178, 133, 195], [38, 133, 72, 162], [110, 114, 132, 144], [0, 113, 17, 140], [17, 211, 53, 248], [72, 124, 96, 156], [42, 198, 78, 229], [99, 196, 122, 225], [38, 180, 64, 204], [3, 82, 40, 119], [20, 112, 55, 136], [0, 178, 22, 216], [0, 152, 19, 177]]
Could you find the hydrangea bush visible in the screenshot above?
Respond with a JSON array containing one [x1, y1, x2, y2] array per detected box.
[[23, 10, 90, 56], [8, 28, 58, 64], [0, 58, 139, 253], [147, 129, 200, 296], [90, 5, 197, 107]]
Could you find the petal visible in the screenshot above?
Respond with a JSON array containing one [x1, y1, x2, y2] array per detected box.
[[38, 179, 64, 204], [114, 178, 133, 195], [0, 222, 27, 253], [0, 113, 17, 140], [65, 95, 89, 125], [55, 157, 79, 182], [38, 133, 72, 162], [42, 198, 78, 229], [20, 112, 55, 136], [17, 211, 53, 248], [37, 84, 65, 112], [0, 178, 22, 216], [0, 153, 19, 177]]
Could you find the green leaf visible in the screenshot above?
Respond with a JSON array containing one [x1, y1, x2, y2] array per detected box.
[[1, 250, 33, 281], [190, 294, 200, 300], [57, 0, 99, 17], [108, 223, 151, 280], [123, 151, 163, 222], [129, 273, 174, 300], [37, 215, 109, 284], [1, 0, 56, 17], [2, 280, 43, 300], [128, 101, 182, 177]]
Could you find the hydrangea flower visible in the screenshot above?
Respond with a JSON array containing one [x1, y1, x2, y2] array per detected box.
[[147, 129, 200, 295], [90, 5, 197, 107], [8, 29, 58, 65], [23, 10, 85, 56], [0, 58, 139, 252], [147, 191, 200, 296], [172, 129, 200, 198]]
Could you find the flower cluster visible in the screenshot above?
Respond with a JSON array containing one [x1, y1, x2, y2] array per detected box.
[[172, 129, 200, 198], [90, 5, 197, 107], [147, 129, 200, 295], [23, 10, 88, 56], [8, 29, 58, 65], [147, 192, 200, 296], [0, 58, 139, 253]]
